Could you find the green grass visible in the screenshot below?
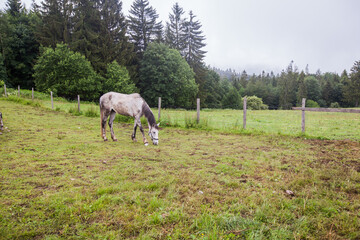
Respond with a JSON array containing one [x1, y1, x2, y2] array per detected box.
[[1, 99, 360, 239], [1, 88, 359, 140]]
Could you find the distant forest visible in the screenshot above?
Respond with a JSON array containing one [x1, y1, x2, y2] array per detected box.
[[0, 0, 359, 109]]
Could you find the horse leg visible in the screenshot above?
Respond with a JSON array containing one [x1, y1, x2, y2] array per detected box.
[[108, 111, 117, 141], [137, 119, 148, 146], [132, 121, 138, 142], [101, 109, 110, 141]]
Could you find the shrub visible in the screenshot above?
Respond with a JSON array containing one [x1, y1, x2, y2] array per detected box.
[[330, 102, 340, 108], [33, 44, 101, 101], [244, 96, 269, 110], [84, 106, 99, 118], [68, 107, 82, 116], [104, 61, 137, 94], [306, 100, 320, 108]]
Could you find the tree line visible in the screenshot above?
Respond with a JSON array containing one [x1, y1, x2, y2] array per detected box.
[[214, 60, 360, 109], [0, 0, 359, 109]]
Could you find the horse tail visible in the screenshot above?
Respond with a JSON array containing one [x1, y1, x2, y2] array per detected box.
[[99, 99, 104, 137]]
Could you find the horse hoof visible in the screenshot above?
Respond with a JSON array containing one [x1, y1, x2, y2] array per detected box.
[[113, 139, 118, 142], [144, 143, 148, 146], [104, 138, 108, 141]]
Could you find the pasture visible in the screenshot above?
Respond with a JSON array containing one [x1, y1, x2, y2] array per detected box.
[[0, 99, 360, 239]]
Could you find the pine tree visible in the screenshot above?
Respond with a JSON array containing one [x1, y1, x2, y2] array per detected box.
[[184, 11, 206, 66], [239, 70, 248, 88], [278, 70, 292, 109], [96, 0, 135, 75], [165, 3, 186, 55], [71, 0, 102, 72], [183, 11, 206, 99], [2, 0, 39, 88], [322, 80, 333, 107], [37, 0, 72, 47], [343, 60, 360, 107], [297, 70, 307, 105], [6, 0, 22, 17], [127, 0, 163, 55]]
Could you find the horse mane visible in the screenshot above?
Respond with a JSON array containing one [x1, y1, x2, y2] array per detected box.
[[142, 100, 158, 129]]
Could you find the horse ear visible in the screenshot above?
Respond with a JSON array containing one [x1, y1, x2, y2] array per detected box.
[[157, 122, 160, 127]]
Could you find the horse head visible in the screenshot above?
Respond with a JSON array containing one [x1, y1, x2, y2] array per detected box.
[[149, 123, 160, 145]]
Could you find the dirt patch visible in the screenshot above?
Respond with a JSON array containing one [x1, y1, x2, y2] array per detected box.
[[308, 139, 360, 168]]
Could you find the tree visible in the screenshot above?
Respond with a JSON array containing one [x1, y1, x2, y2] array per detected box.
[[1, 0, 39, 88], [0, 53, 7, 83], [165, 3, 186, 55], [6, 0, 22, 17], [37, 0, 72, 47], [278, 71, 292, 109], [183, 11, 206, 99], [343, 60, 360, 107], [71, 0, 103, 73], [127, 0, 162, 55], [305, 76, 321, 102], [277, 61, 298, 109], [321, 80, 333, 107], [103, 60, 137, 94], [184, 11, 206, 66], [222, 87, 242, 109], [96, 0, 135, 75], [139, 43, 198, 108], [297, 71, 307, 105], [239, 70, 248, 88], [33, 44, 100, 101], [202, 68, 222, 108]]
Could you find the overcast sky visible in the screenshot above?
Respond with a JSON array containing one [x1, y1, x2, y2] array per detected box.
[[3, 0, 360, 75]]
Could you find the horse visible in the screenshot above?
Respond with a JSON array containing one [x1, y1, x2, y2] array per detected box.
[[99, 92, 160, 145], [0, 112, 3, 134]]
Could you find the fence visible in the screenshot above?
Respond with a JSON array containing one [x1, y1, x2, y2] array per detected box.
[[3, 85, 359, 135], [292, 98, 360, 133], [3, 84, 81, 112]]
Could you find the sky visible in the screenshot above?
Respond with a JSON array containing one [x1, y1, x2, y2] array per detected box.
[[2, 0, 360, 75]]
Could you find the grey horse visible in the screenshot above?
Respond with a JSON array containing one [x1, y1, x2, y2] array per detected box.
[[99, 92, 159, 145]]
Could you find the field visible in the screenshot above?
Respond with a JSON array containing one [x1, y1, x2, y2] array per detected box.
[[1, 98, 360, 239], [3, 88, 360, 140]]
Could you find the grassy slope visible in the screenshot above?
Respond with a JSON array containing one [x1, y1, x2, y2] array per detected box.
[[0, 100, 360, 239], [2, 88, 360, 140]]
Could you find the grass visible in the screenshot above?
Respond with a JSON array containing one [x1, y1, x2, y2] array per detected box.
[[1, 99, 360, 239], [1, 88, 359, 140]]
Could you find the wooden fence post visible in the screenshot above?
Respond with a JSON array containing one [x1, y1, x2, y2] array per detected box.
[[51, 91, 54, 109], [4, 84, 6, 97], [158, 97, 161, 121], [77, 95, 80, 112], [18, 85, 20, 97], [32, 88, 34, 100], [243, 97, 247, 129], [302, 98, 306, 133], [197, 98, 200, 123]]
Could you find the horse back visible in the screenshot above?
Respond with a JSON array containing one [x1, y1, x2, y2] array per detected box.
[[100, 92, 144, 117]]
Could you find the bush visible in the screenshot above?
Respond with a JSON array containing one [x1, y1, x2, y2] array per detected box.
[[33, 44, 101, 101], [306, 100, 320, 108], [104, 61, 137, 94], [84, 106, 99, 118], [244, 96, 268, 110], [330, 102, 340, 108], [184, 115, 209, 129]]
